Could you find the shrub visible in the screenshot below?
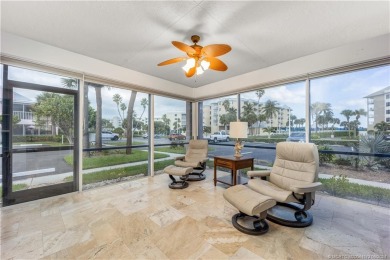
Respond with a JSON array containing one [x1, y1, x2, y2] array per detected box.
[[333, 157, 352, 166], [13, 135, 65, 143], [317, 145, 335, 165]]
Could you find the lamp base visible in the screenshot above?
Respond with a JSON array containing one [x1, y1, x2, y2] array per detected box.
[[234, 139, 244, 158]]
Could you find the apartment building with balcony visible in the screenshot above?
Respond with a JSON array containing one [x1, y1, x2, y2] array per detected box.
[[365, 86, 390, 131], [203, 97, 291, 134], [13, 91, 36, 135]]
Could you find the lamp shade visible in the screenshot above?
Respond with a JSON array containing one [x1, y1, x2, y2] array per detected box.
[[229, 122, 248, 138]]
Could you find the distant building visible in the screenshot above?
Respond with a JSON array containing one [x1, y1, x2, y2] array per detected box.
[[203, 97, 291, 135], [13, 92, 37, 135], [165, 112, 186, 133], [364, 86, 390, 131], [111, 116, 122, 128]]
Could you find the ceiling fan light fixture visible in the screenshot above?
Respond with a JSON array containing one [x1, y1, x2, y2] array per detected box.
[[200, 60, 210, 71], [158, 35, 231, 78], [196, 66, 204, 75], [182, 58, 195, 73]]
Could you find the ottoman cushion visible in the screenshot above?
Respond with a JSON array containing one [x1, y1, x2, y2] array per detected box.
[[164, 165, 193, 176], [223, 185, 276, 216]]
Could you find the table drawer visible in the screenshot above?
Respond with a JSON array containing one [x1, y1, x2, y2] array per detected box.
[[215, 159, 233, 168]]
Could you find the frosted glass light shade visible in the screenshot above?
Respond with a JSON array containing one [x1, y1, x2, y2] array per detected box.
[[229, 122, 248, 138]]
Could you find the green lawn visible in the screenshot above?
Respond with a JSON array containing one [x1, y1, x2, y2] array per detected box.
[[65, 159, 175, 184], [0, 183, 28, 194], [64, 150, 169, 169]]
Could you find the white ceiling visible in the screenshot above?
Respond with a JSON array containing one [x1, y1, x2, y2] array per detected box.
[[1, 1, 389, 88]]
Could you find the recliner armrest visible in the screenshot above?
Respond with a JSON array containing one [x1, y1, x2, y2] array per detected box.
[[175, 156, 185, 161], [247, 170, 271, 178], [290, 182, 322, 194]]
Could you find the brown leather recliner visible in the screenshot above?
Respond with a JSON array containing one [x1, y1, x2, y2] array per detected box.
[[175, 140, 208, 181], [247, 142, 322, 227]]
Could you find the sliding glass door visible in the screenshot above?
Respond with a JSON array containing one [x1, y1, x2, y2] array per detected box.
[[1, 65, 79, 206]]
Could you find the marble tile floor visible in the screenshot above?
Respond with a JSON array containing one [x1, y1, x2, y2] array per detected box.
[[1, 170, 389, 260]]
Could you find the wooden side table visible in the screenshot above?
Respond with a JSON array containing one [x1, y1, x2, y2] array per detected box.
[[213, 156, 254, 186]]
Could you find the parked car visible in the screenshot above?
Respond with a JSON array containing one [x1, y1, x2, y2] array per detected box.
[[208, 131, 230, 143], [102, 131, 119, 141], [168, 133, 186, 141], [142, 133, 148, 139], [286, 132, 305, 143]]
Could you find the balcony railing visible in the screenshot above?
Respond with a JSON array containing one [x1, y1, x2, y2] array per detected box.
[[13, 111, 33, 120]]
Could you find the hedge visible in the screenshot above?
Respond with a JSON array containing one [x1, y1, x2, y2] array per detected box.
[[13, 135, 66, 143]]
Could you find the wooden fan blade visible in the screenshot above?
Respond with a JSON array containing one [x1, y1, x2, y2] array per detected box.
[[185, 66, 196, 77], [172, 41, 196, 54], [206, 57, 228, 71], [157, 57, 186, 66], [201, 44, 231, 57]]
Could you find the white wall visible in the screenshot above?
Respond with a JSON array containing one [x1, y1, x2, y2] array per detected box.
[[193, 34, 390, 100], [0, 32, 191, 98]]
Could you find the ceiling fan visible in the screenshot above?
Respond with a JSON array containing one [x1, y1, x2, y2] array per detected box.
[[157, 35, 232, 78]]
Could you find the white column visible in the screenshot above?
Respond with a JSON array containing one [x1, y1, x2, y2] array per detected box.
[[192, 102, 198, 140]]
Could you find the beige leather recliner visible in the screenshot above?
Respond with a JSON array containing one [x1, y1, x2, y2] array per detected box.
[[247, 142, 322, 227], [175, 140, 208, 181]]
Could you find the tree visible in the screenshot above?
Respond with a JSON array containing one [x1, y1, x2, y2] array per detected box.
[[310, 102, 332, 133], [126, 91, 137, 154], [161, 114, 171, 135], [255, 90, 265, 135], [329, 117, 340, 135], [101, 119, 114, 129], [262, 100, 279, 126], [0, 115, 21, 127], [263, 126, 276, 139], [203, 126, 211, 135], [374, 121, 389, 133], [33, 93, 74, 143], [353, 108, 367, 136], [241, 101, 257, 135], [134, 98, 148, 130], [340, 109, 355, 138], [154, 121, 168, 135], [113, 94, 125, 121]]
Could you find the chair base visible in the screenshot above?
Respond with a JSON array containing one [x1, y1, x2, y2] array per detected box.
[[232, 212, 269, 235], [168, 175, 189, 189], [266, 202, 313, 228], [180, 166, 206, 181]]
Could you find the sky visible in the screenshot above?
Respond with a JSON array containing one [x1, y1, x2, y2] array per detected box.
[[1, 64, 389, 128]]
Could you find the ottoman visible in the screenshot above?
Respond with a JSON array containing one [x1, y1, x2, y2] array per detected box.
[[223, 185, 276, 235], [164, 165, 193, 189]]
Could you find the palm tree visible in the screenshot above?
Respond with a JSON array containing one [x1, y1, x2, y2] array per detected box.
[[262, 100, 279, 127], [241, 101, 257, 135], [340, 109, 355, 138], [134, 98, 148, 131], [113, 94, 124, 121], [353, 108, 366, 136], [126, 91, 137, 154], [329, 117, 340, 135], [310, 102, 332, 133], [161, 114, 171, 135], [255, 89, 265, 135], [374, 121, 389, 133]]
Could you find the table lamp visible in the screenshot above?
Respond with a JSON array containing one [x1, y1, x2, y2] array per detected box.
[[229, 121, 248, 158]]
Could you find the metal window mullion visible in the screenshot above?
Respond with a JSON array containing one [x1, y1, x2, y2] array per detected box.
[[305, 78, 310, 143], [148, 94, 154, 176], [77, 77, 84, 192]]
